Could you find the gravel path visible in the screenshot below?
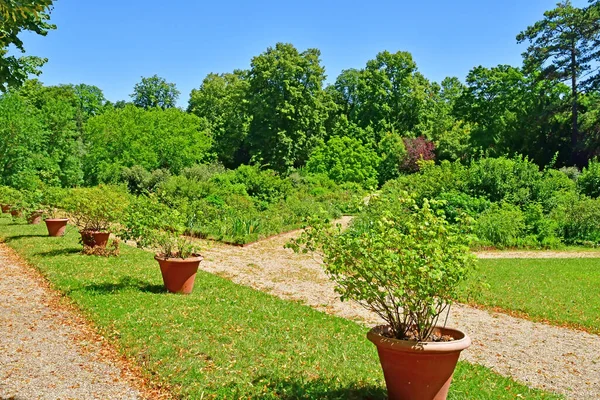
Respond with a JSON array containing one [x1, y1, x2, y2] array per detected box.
[[0, 244, 150, 400], [197, 223, 600, 399]]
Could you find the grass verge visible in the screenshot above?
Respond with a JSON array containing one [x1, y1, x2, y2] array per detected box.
[[461, 258, 600, 334], [0, 216, 560, 399]]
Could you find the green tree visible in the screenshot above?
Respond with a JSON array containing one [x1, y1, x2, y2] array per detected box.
[[247, 43, 329, 173], [131, 75, 180, 109], [0, 92, 45, 188], [0, 1, 55, 91], [454, 65, 569, 165], [333, 51, 438, 141], [84, 105, 213, 184], [517, 0, 600, 163], [188, 70, 251, 167]]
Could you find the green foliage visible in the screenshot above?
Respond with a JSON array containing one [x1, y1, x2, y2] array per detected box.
[[130, 75, 180, 109], [0, 92, 45, 188], [306, 136, 380, 189], [578, 159, 600, 198], [247, 43, 329, 173], [83, 105, 214, 184], [188, 71, 251, 167], [551, 193, 600, 245], [290, 194, 476, 341], [474, 202, 526, 248], [376, 132, 407, 184], [464, 156, 541, 205], [64, 186, 129, 232], [120, 165, 170, 195], [120, 194, 199, 258], [0, 1, 55, 91]]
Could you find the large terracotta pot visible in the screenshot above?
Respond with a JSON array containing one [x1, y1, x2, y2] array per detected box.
[[1, 204, 10, 213], [367, 325, 471, 400], [80, 230, 111, 248], [154, 255, 203, 294], [44, 218, 69, 237]]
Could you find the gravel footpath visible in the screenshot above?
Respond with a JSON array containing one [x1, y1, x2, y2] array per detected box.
[[197, 223, 600, 399], [0, 244, 153, 400]]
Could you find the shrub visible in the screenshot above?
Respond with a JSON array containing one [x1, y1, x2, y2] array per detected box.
[[377, 132, 407, 184], [64, 186, 129, 232], [306, 136, 380, 189], [289, 193, 476, 341], [121, 165, 171, 195], [400, 136, 435, 173], [578, 159, 600, 198], [382, 160, 466, 204], [551, 193, 600, 245], [434, 191, 491, 223], [474, 202, 526, 248], [465, 156, 541, 205], [533, 169, 577, 212]]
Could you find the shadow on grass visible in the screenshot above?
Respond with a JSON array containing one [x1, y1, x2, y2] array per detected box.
[[82, 276, 165, 294], [252, 377, 387, 400], [2, 234, 49, 242], [35, 247, 81, 257]]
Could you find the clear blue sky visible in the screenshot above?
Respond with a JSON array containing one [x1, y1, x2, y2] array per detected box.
[[19, 0, 589, 107]]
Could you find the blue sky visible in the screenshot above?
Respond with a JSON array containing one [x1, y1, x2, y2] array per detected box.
[[19, 0, 589, 107]]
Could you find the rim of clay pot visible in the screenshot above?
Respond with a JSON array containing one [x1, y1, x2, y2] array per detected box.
[[44, 218, 69, 222], [367, 325, 471, 354], [80, 230, 110, 234], [154, 254, 203, 263]]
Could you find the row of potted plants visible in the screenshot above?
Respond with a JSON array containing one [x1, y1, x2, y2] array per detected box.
[[0, 185, 202, 296], [1, 184, 477, 400]]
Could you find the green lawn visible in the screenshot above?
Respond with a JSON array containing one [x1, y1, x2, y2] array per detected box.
[[462, 258, 600, 334], [0, 216, 560, 399]]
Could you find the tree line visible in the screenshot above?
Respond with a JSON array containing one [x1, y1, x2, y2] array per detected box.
[[1, 1, 600, 190]]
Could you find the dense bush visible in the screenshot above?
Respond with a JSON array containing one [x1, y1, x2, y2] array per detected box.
[[464, 156, 540, 205], [83, 105, 214, 184], [306, 136, 380, 189], [64, 186, 129, 232], [474, 202, 526, 248], [578, 159, 600, 198]]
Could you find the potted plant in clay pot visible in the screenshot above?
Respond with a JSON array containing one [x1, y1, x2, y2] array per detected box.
[[40, 187, 70, 237], [64, 186, 129, 248], [0, 185, 21, 215], [288, 193, 477, 400], [14, 189, 45, 224], [120, 195, 202, 294]]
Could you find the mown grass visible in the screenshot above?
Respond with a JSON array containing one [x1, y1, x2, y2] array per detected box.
[[0, 216, 561, 399], [462, 257, 600, 334]]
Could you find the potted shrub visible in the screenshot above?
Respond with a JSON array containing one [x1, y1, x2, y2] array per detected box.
[[65, 186, 129, 248], [288, 193, 477, 400], [41, 187, 70, 237], [16, 189, 45, 224], [0, 186, 21, 215], [121, 195, 202, 294]]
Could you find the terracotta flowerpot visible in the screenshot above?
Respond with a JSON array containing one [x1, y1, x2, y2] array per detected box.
[[154, 255, 202, 294], [80, 230, 111, 248], [367, 325, 471, 400], [27, 211, 44, 225], [1, 204, 10, 213], [44, 218, 69, 237]]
